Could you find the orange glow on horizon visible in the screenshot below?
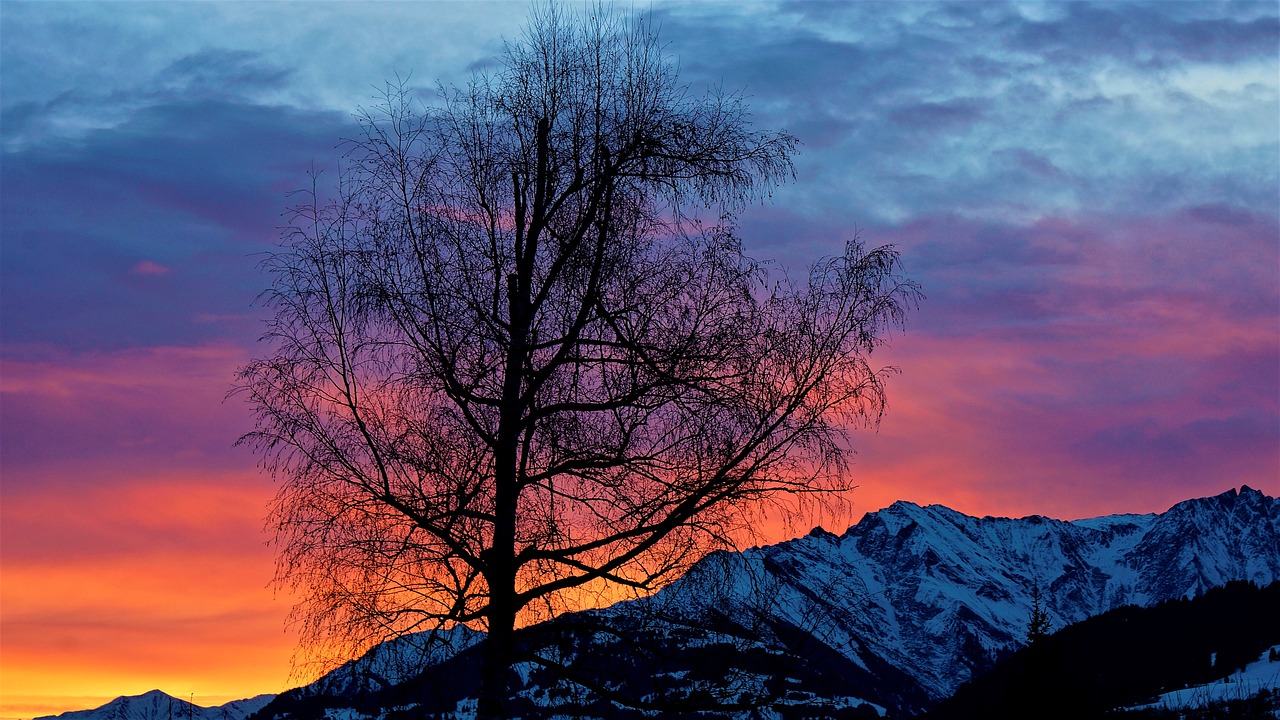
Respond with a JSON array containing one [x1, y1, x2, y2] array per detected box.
[[0, 470, 298, 720], [0, 345, 298, 719]]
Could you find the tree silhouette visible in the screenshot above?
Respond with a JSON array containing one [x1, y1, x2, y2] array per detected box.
[[1028, 579, 1053, 646], [236, 4, 919, 717]]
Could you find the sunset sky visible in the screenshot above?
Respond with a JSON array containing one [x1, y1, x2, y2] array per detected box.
[[1, 1, 1277, 717]]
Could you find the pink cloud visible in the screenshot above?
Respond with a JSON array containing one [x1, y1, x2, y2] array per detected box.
[[840, 207, 1280, 519], [131, 260, 171, 276], [0, 343, 255, 475]]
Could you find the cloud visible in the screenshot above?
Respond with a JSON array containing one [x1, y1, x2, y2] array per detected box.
[[0, 344, 254, 475], [158, 48, 293, 99], [0, 3, 528, 152], [654, 1, 1278, 225], [835, 204, 1279, 517], [1, 97, 348, 351], [1074, 411, 1280, 480], [0, 1, 1276, 706], [734, 200, 1279, 518], [993, 148, 1070, 183], [2, 48, 298, 152], [131, 260, 170, 276], [1010, 3, 1280, 67], [890, 97, 989, 132]]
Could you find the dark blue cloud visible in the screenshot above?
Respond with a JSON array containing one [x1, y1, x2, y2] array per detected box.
[[1074, 409, 1280, 482], [1, 97, 348, 352], [159, 48, 294, 98], [890, 97, 988, 132], [655, 2, 1279, 225], [1011, 3, 1280, 67]]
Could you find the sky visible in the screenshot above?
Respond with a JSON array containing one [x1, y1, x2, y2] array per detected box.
[[1, 0, 1277, 716]]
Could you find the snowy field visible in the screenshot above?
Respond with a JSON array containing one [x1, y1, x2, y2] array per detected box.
[[1125, 645, 1280, 713]]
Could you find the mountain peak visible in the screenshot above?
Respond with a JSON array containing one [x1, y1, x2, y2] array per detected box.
[[35, 690, 275, 720], [844, 498, 961, 536], [806, 525, 837, 540], [1210, 484, 1268, 502], [1162, 484, 1274, 518], [1233, 484, 1266, 504]]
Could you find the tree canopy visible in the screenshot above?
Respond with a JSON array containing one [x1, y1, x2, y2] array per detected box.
[[236, 4, 919, 716]]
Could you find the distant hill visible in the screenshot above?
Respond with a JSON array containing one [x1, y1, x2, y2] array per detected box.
[[922, 580, 1280, 720], [34, 690, 274, 720]]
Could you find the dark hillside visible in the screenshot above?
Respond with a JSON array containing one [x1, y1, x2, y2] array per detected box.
[[248, 607, 918, 720], [923, 580, 1280, 720]]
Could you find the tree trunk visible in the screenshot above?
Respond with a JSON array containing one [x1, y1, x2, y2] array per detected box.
[[477, 421, 519, 719], [475, 587, 517, 719], [477, 170, 538, 716], [477, 378, 523, 717], [476, 439, 520, 718]]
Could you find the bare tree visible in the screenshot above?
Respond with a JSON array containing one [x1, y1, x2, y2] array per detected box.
[[236, 4, 919, 717]]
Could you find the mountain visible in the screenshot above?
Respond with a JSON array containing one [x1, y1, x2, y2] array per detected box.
[[299, 626, 485, 698], [62, 486, 1280, 719], [683, 484, 1280, 708], [34, 691, 275, 720], [922, 579, 1280, 719], [247, 485, 1279, 718]]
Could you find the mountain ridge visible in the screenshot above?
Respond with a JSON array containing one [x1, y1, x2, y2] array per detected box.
[[33, 691, 275, 720], [40, 486, 1279, 719], [702, 485, 1278, 703]]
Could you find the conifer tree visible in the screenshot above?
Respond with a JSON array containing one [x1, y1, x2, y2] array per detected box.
[[1028, 579, 1053, 646]]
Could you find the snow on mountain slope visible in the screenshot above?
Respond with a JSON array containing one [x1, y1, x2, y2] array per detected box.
[[34, 691, 275, 720], [300, 626, 484, 697], [209, 697, 276, 720], [650, 485, 1279, 703], [263, 485, 1276, 716], [56, 487, 1278, 719]]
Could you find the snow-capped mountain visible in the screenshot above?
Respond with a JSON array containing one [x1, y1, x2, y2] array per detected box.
[[57, 486, 1280, 719], [34, 690, 275, 720], [259, 485, 1276, 717], [300, 625, 483, 697], [673, 484, 1279, 706]]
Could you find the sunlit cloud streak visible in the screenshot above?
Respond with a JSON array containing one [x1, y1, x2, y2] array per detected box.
[[0, 345, 253, 471]]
